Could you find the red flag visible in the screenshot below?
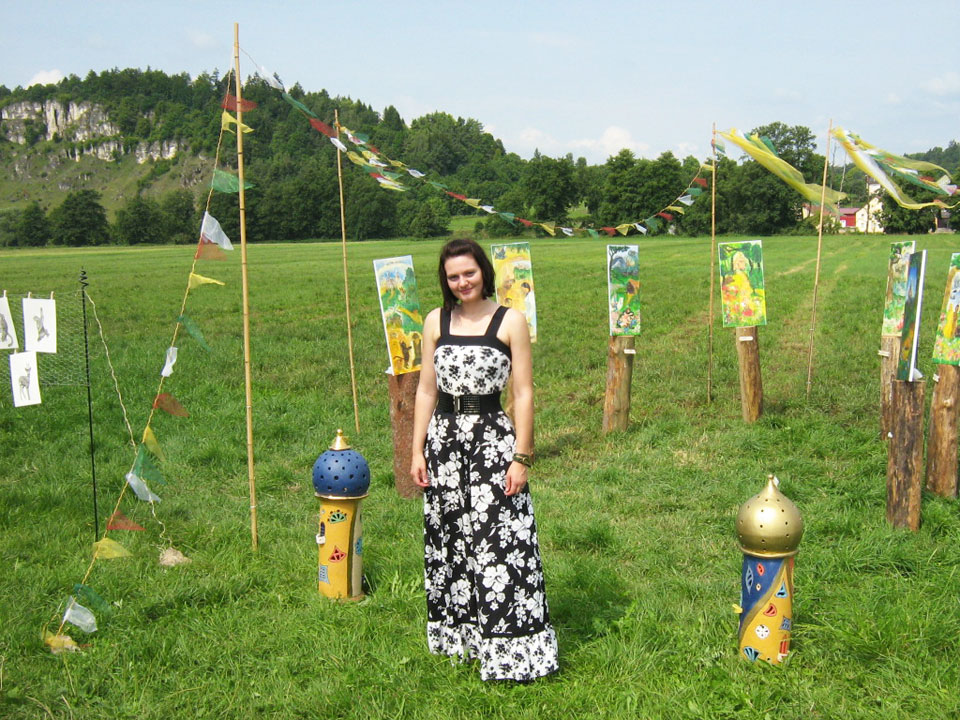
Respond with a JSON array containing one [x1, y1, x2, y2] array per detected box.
[[221, 94, 258, 112], [601, 226, 616, 236], [693, 177, 708, 188], [657, 212, 674, 221], [445, 191, 467, 201], [309, 118, 336, 138], [367, 144, 380, 154], [107, 510, 145, 531], [517, 218, 534, 228], [195, 238, 227, 261], [153, 393, 189, 418]]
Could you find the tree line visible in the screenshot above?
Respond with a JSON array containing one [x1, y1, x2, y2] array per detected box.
[[1, 68, 957, 246]]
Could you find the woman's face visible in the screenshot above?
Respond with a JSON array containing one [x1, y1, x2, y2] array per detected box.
[[444, 253, 484, 304]]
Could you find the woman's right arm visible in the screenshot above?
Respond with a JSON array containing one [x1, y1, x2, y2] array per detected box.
[[411, 308, 441, 488]]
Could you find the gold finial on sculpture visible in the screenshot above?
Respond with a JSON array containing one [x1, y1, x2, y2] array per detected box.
[[330, 429, 351, 451], [736, 474, 804, 558]]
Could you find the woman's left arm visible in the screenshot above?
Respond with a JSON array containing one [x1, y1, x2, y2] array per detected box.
[[503, 308, 533, 496]]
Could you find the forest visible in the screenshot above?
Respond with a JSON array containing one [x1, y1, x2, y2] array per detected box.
[[1, 68, 958, 246]]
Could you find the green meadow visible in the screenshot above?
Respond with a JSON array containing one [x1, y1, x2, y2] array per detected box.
[[1, 234, 959, 719]]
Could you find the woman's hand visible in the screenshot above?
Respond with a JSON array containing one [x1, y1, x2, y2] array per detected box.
[[504, 461, 528, 496], [411, 453, 430, 488]]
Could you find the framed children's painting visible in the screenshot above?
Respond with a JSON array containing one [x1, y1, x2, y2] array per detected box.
[[881, 241, 916, 338], [373, 256, 424, 375], [607, 245, 640, 336], [718, 240, 767, 328], [491, 242, 537, 342]]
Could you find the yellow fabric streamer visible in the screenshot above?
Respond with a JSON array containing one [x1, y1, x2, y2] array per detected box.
[[92, 537, 132, 560], [221, 111, 253, 134], [188, 272, 225, 290], [719, 128, 846, 213], [43, 630, 79, 654], [463, 198, 482, 209], [142, 426, 166, 462], [615, 224, 632, 236], [666, 205, 685, 214], [832, 126, 958, 211], [539, 222, 556, 236]]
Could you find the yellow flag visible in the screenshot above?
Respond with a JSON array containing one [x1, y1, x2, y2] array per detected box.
[[463, 198, 482, 209], [539, 222, 556, 236], [666, 205, 685, 214], [221, 111, 253, 134], [43, 630, 79, 654], [93, 537, 132, 559], [188, 272, 225, 290], [615, 224, 632, 236], [142, 426, 166, 462]]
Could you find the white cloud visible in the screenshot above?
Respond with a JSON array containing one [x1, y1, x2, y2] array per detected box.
[[675, 141, 699, 157], [922, 71, 960, 96], [27, 69, 64, 87], [569, 126, 650, 160]]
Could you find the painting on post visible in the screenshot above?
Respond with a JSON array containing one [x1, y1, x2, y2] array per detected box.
[[718, 240, 767, 328], [881, 241, 916, 338], [491, 242, 537, 342], [607, 245, 641, 336], [932, 252, 960, 365], [897, 249, 927, 381], [373, 256, 424, 375]]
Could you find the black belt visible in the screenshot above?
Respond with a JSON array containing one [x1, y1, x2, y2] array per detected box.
[[435, 391, 501, 415]]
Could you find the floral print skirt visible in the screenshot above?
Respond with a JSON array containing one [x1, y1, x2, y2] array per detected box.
[[423, 409, 558, 681]]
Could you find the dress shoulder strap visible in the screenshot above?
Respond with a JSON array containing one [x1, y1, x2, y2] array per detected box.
[[484, 305, 509, 339], [439, 308, 451, 338]]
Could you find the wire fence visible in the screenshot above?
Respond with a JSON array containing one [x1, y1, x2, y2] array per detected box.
[[0, 289, 88, 389]]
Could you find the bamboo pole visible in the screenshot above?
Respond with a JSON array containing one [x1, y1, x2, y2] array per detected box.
[[806, 120, 833, 399], [708, 123, 717, 404], [335, 109, 361, 434], [234, 24, 258, 551]]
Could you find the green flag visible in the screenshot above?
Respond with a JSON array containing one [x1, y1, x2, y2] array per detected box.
[[177, 314, 211, 352], [211, 169, 253, 193]]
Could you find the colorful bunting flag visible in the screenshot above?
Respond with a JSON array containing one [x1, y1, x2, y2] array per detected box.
[[200, 212, 233, 250], [257, 66, 285, 91], [153, 392, 189, 418], [407, 168, 426, 178], [107, 510, 145, 531], [615, 224, 632, 236], [588, 229, 600, 239], [195, 238, 227, 261], [221, 111, 254, 134], [211, 169, 253, 193], [126, 471, 161, 503], [73, 584, 111, 615], [43, 630, 79, 654], [330, 137, 348, 152], [561, 227, 574, 237], [633, 223, 648, 235], [142, 426, 166, 462], [177, 314, 211, 352], [160, 346, 178, 378], [539, 222, 556, 236], [693, 177, 708, 188], [188, 272, 225, 290], [678, 195, 695, 206], [93, 537, 132, 559], [309, 118, 336, 138], [281, 92, 317, 118], [134, 445, 166, 486], [63, 597, 97, 633], [221, 94, 258, 113]]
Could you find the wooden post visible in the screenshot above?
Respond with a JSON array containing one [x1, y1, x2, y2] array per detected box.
[[388, 371, 420, 498], [926, 365, 960, 498], [887, 380, 926, 530], [736, 326, 763, 422], [602, 336, 635, 433], [879, 335, 902, 439]]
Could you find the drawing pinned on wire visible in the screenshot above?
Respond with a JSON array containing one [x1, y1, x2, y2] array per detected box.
[[0, 295, 19, 350], [10, 350, 41, 406], [23, 297, 57, 354]]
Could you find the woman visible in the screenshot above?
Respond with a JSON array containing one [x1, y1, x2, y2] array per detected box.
[[411, 238, 558, 681]]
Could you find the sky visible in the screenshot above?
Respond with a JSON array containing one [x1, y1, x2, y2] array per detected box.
[[2, 1, 959, 166]]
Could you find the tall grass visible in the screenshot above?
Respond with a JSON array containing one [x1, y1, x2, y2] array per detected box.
[[1, 234, 959, 719]]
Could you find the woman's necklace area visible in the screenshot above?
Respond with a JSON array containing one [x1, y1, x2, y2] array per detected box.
[[452, 302, 496, 334]]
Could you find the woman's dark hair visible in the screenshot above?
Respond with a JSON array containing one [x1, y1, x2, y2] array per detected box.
[[437, 238, 496, 311]]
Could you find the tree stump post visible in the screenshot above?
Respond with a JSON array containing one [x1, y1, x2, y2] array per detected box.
[[886, 379, 926, 530], [735, 327, 763, 423], [388, 370, 420, 498], [879, 335, 902, 439], [926, 365, 960, 499], [602, 336, 636, 433]]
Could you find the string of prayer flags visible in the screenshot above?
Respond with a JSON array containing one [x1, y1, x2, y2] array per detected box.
[[257, 66, 285, 91], [309, 118, 336, 137], [74, 584, 111, 616], [330, 137, 348, 152], [712, 137, 726, 157], [633, 223, 648, 234], [211, 169, 254, 193], [832, 126, 959, 210], [134, 445, 166, 486], [63, 597, 97, 633], [93, 537, 132, 559], [221, 94, 257, 112], [160, 347, 178, 378], [188, 272, 225, 290], [177, 314, 211, 351], [154, 392, 189, 418], [126, 471, 161, 503], [142, 426, 166, 462], [719, 128, 846, 213], [43, 630, 79, 654], [201, 212, 234, 250], [221, 111, 254, 134], [281, 92, 318, 117], [107, 510, 145, 531]]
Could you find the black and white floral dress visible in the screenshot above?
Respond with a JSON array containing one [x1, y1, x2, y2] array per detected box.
[[423, 305, 558, 681]]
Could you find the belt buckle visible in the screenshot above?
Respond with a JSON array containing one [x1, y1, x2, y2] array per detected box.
[[453, 395, 461, 414]]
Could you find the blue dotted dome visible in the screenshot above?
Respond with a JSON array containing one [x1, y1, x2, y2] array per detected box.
[[312, 431, 370, 498]]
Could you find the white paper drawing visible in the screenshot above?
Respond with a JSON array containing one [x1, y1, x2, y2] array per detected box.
[[0, 296, 19, 350], [22, 297, 57, 353], [10, 351, 41, 407]]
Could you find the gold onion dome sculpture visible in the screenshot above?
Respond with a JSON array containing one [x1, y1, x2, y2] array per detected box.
[[736, 474, 803, 558]]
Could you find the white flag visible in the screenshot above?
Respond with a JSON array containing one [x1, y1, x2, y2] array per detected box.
[[200, 212, 233, 250]]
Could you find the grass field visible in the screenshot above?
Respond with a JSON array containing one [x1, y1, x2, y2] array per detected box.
[[1, 234, 959, 719]]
